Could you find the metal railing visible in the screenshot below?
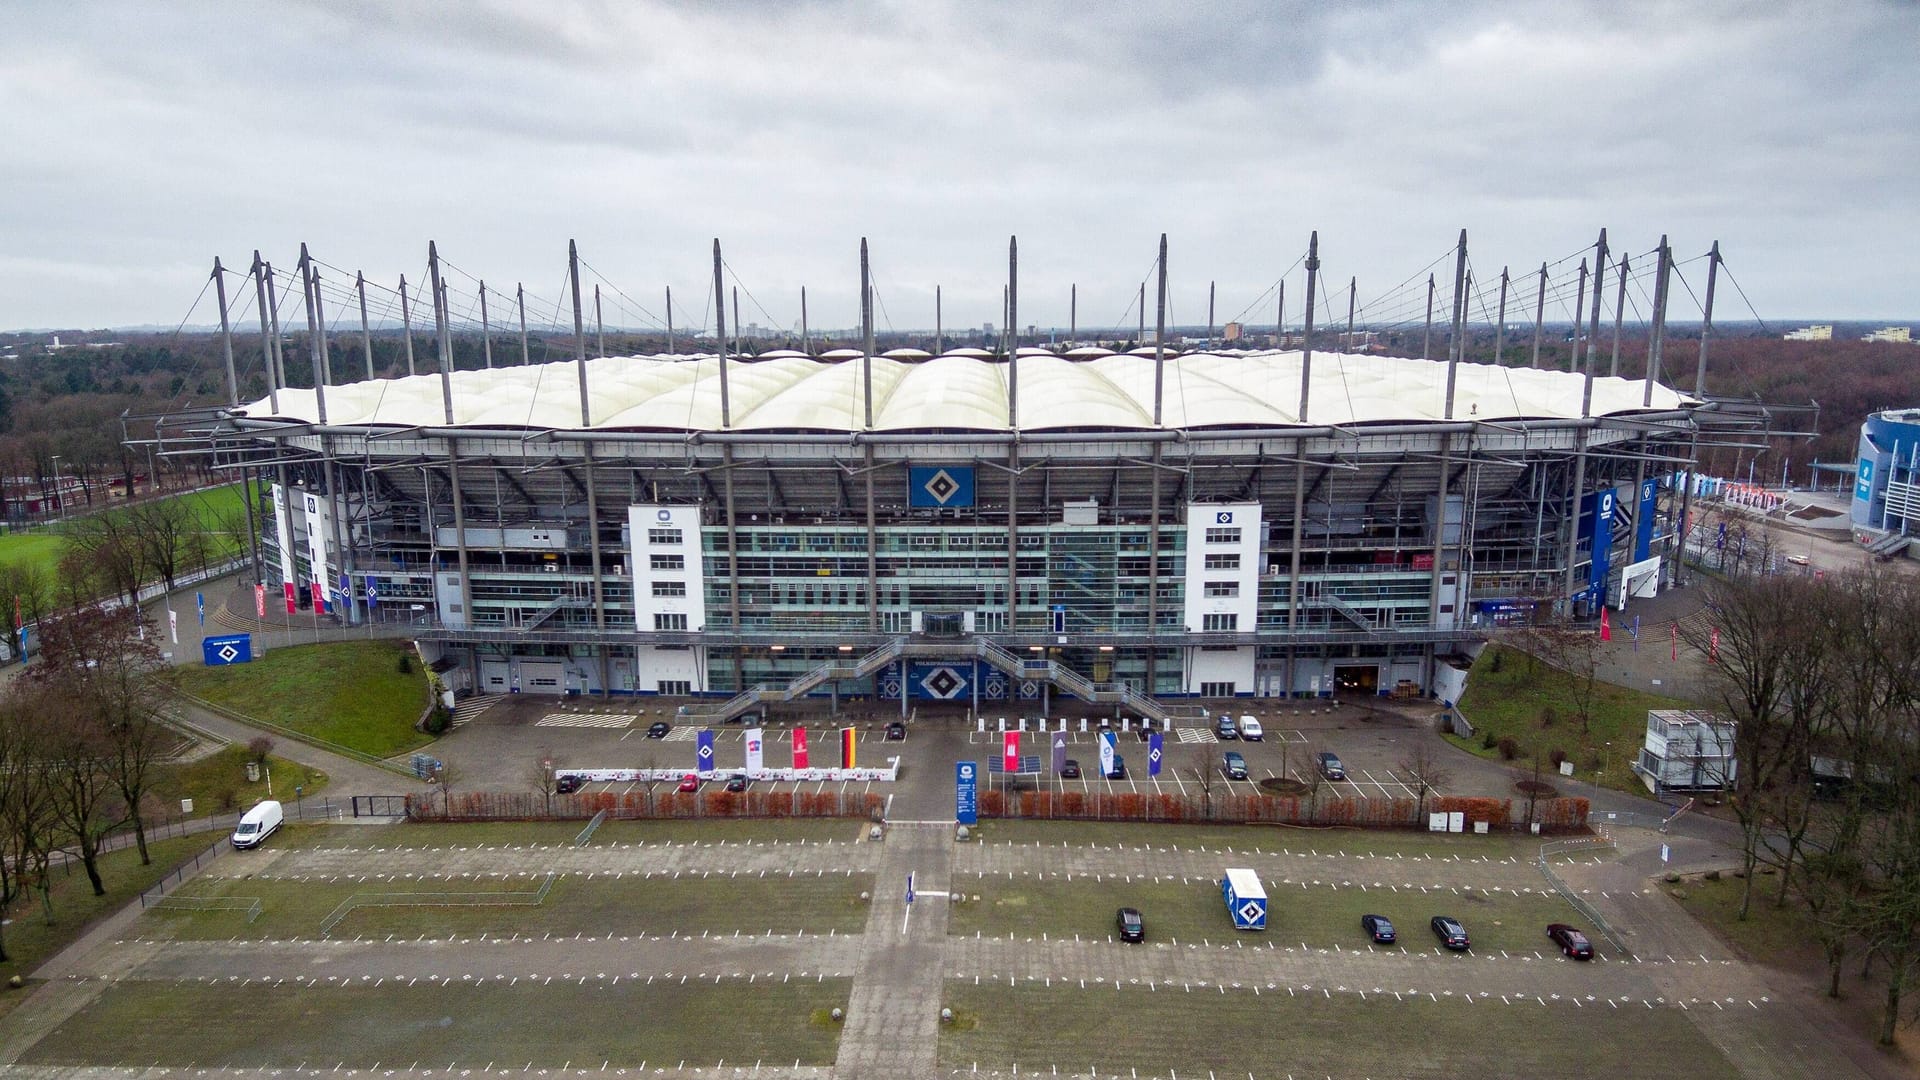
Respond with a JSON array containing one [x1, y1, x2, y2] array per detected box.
[[151, 894, 263, 923], [318, 870, 559, 938], [1537, 829, 1633, 959]]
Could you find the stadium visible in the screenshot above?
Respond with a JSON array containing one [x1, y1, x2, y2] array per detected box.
[[208, 236, 1709, 720]]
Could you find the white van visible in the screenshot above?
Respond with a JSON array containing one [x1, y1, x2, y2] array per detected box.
[[231, 800, 283, 850], [1239, 716, 1264, 741]]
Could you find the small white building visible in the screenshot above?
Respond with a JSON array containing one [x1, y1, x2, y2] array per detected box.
[[1633, 709, 1737, 794]]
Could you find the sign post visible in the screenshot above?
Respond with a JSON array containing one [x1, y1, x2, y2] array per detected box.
[[955, 761, 978, 825]]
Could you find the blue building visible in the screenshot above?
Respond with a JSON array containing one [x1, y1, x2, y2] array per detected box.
[[1852, 408, 1920, 547]]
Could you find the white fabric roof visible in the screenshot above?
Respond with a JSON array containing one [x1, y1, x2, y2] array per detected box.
[[238, 349, 1690, 433]]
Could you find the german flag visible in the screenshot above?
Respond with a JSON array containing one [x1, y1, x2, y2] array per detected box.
[[840, 726, 857, 769]]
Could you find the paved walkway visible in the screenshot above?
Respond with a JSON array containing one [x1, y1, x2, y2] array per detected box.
[[835, 821, 952, 1080]]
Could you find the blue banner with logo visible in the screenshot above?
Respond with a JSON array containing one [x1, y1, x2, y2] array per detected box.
[[1098, 730, 1117, 777], [909, 465, 975, 508], [202, 633, 253, 666], [1634, 479, 1658, 561], [696, 729, 716, 774], [1148, 732, 1164, 776], [955, 761, 978, 825], [195, 591, 205, 627], [366, 576, 380, 610]]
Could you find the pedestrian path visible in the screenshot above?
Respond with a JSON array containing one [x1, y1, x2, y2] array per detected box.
[[835, 822, 952, 1080], [533, 711, 635, 729]]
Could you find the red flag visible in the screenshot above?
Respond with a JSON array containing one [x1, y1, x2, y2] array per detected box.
[[1003, 731, 1020, 773], [1599, 608, 1612, 641], [255, 584, 267, 618], [1710, 627, 1720, 661], [1670, 623, 1678, 661], [310, 582, 326, 611], [792, 728, 809, 770], [840, 726, 857, 769], [284, 581, 297, 614]]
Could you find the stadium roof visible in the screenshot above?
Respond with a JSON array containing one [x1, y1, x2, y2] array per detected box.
[[237, 349, 1691, 434]]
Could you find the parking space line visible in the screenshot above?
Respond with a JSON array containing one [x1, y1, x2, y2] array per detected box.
[[1359, 768, 1399, 799]]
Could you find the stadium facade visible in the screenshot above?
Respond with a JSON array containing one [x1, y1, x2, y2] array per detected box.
[[220, 310, 1699, 718]]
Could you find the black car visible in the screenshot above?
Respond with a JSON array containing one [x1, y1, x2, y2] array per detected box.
[[553, 774, 583, 794], [1060, 759, 1082, 779], [646, 721, 671, 738], [1431, 915, 1470, 950], [884, 721, 906, 740], [1106, 755, 1127, 780], [1547, 923, 1594, 960], [1360, 913, 1396, 944], [725, 773, 749, 793], [1116, 907, 1145, 943]]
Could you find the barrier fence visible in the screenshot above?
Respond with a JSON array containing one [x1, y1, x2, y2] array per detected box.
[[978, 791, 1590, 832], [409, 789, 887, 822], [1538, 828, 1633, 958]]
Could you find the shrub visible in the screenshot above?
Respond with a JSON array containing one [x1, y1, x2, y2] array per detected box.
[[1549, 748, 1569, 768], [1539, 705, 1558, 728], [398, 651, 414, 675], [1496, 736, 1520, 761], [247, 736, 275, 763], [1489, 650, 1504, 673], [423, 706, 451, 735], [1481, 731, 1497, 750]]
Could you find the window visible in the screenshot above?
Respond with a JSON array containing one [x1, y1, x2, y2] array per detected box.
[[650, 554, 685, 571], [657, 679, 691, 695], [653, 613, 688, 631], [647, 527, 683, 545], [1204, 527, 1241, 545], [1199, 681, 1236, 696], [1203, 553, 1241, 571], [1202, 613, 1239, 631], [1204, 581, 1240, 598], [651, 581, 687, 597]]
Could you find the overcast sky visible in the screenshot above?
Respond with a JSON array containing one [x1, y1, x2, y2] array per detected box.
[[3, 0, 1916, 334]]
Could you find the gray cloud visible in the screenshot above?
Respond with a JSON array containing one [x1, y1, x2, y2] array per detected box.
[[1, 0, 1914, 331]]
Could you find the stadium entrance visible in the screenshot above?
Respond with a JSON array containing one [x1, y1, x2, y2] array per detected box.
[[1332, 664, 1380, 695]]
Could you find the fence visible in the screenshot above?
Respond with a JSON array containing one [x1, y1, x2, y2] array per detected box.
[[1538, 828, 1633, 958], [151, 893, 263, 923], [408, 788, 887, 822], [135, 837, 230, 910], [976, 790, 1590, 832]]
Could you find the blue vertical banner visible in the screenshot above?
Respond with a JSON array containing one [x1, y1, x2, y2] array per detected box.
[[1098, 730, 1117, 777], [338, 573, 351, 614], [1634, 479, 1658, 561], [195, 591, 205, 627], [696, 729, 716, 774], [366, 577, 380, 610], [955, 761, 978, 825], [1148, 732, 1164, 776]]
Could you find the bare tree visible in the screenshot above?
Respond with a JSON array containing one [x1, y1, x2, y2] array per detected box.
[[1187, 743, 1218, 821], [1397, 738, 1452, 820], [60, 511, 148, 608], [127, 496, 197, 593]]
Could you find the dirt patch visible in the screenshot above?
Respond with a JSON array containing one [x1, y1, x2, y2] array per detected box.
[[1259, 777, 1311, 796], [1788, 504, 1842, 520], [1513, 780, 1559, 798]]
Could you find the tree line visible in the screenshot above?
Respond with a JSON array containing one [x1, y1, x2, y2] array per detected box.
[[1681, 566, 1920, 1045], [0, 607, 177, 964]]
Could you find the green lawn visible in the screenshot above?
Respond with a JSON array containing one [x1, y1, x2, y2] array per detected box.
[[150, 744, 330, 816], [0, 833, 223, 984], [149, 871, 876, 939], [939, 983, 1740, 1078], [21, 979, 851, 1068], [949, 877, 1594, 955], [1451, 644, 1693, 794], [174, 640, 433, 759], [0, 482, 247, 579]]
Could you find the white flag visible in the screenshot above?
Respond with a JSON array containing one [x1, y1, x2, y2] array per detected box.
[[744, 727, 765, 773], [168, 608, 178, 645], [1098, 730, 1116, 776]]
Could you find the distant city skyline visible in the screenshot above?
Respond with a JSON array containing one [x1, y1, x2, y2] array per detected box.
[[3, 1, 1916, 330]]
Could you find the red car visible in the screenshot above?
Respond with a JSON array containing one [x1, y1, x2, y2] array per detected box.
[[1547, 923, 1594, 960], [677, 773, 700, 793]]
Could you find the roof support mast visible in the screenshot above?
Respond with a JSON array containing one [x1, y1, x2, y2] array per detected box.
[[1005, 236, 1021, 639], [1427, 230, 1467, 689], [1673, 241, 1720, 587], [1493, 267, 1509, 367], [861, 239, 879, 636], [479, 281, 493, 369], [1529, 262, 1547, 369], [1147, 233, 1168, 695], [250, 254, 279, 413], [665, 287, 675, 354], [430, 242, 454, 422], [713, 239, 741, 659], [398, 276, 417, 377], [1559, 230, 1605, 609], [213, 257, 237, 407], [357, 272, 374, 380], [1421, 275, 1434, 360], [1286, 232, 1321, 698], [516, 283, 530, 366], [1608, 253, 1630, 378]]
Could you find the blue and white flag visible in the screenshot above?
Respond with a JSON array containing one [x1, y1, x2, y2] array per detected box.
[[195, 591, 205, 627], [1098, 730, 1117, 777], [1148, 732, 1164, 776], [696, 729, 716, 774], [339, 573, 351, 611], [365, 577, 379, 609]]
